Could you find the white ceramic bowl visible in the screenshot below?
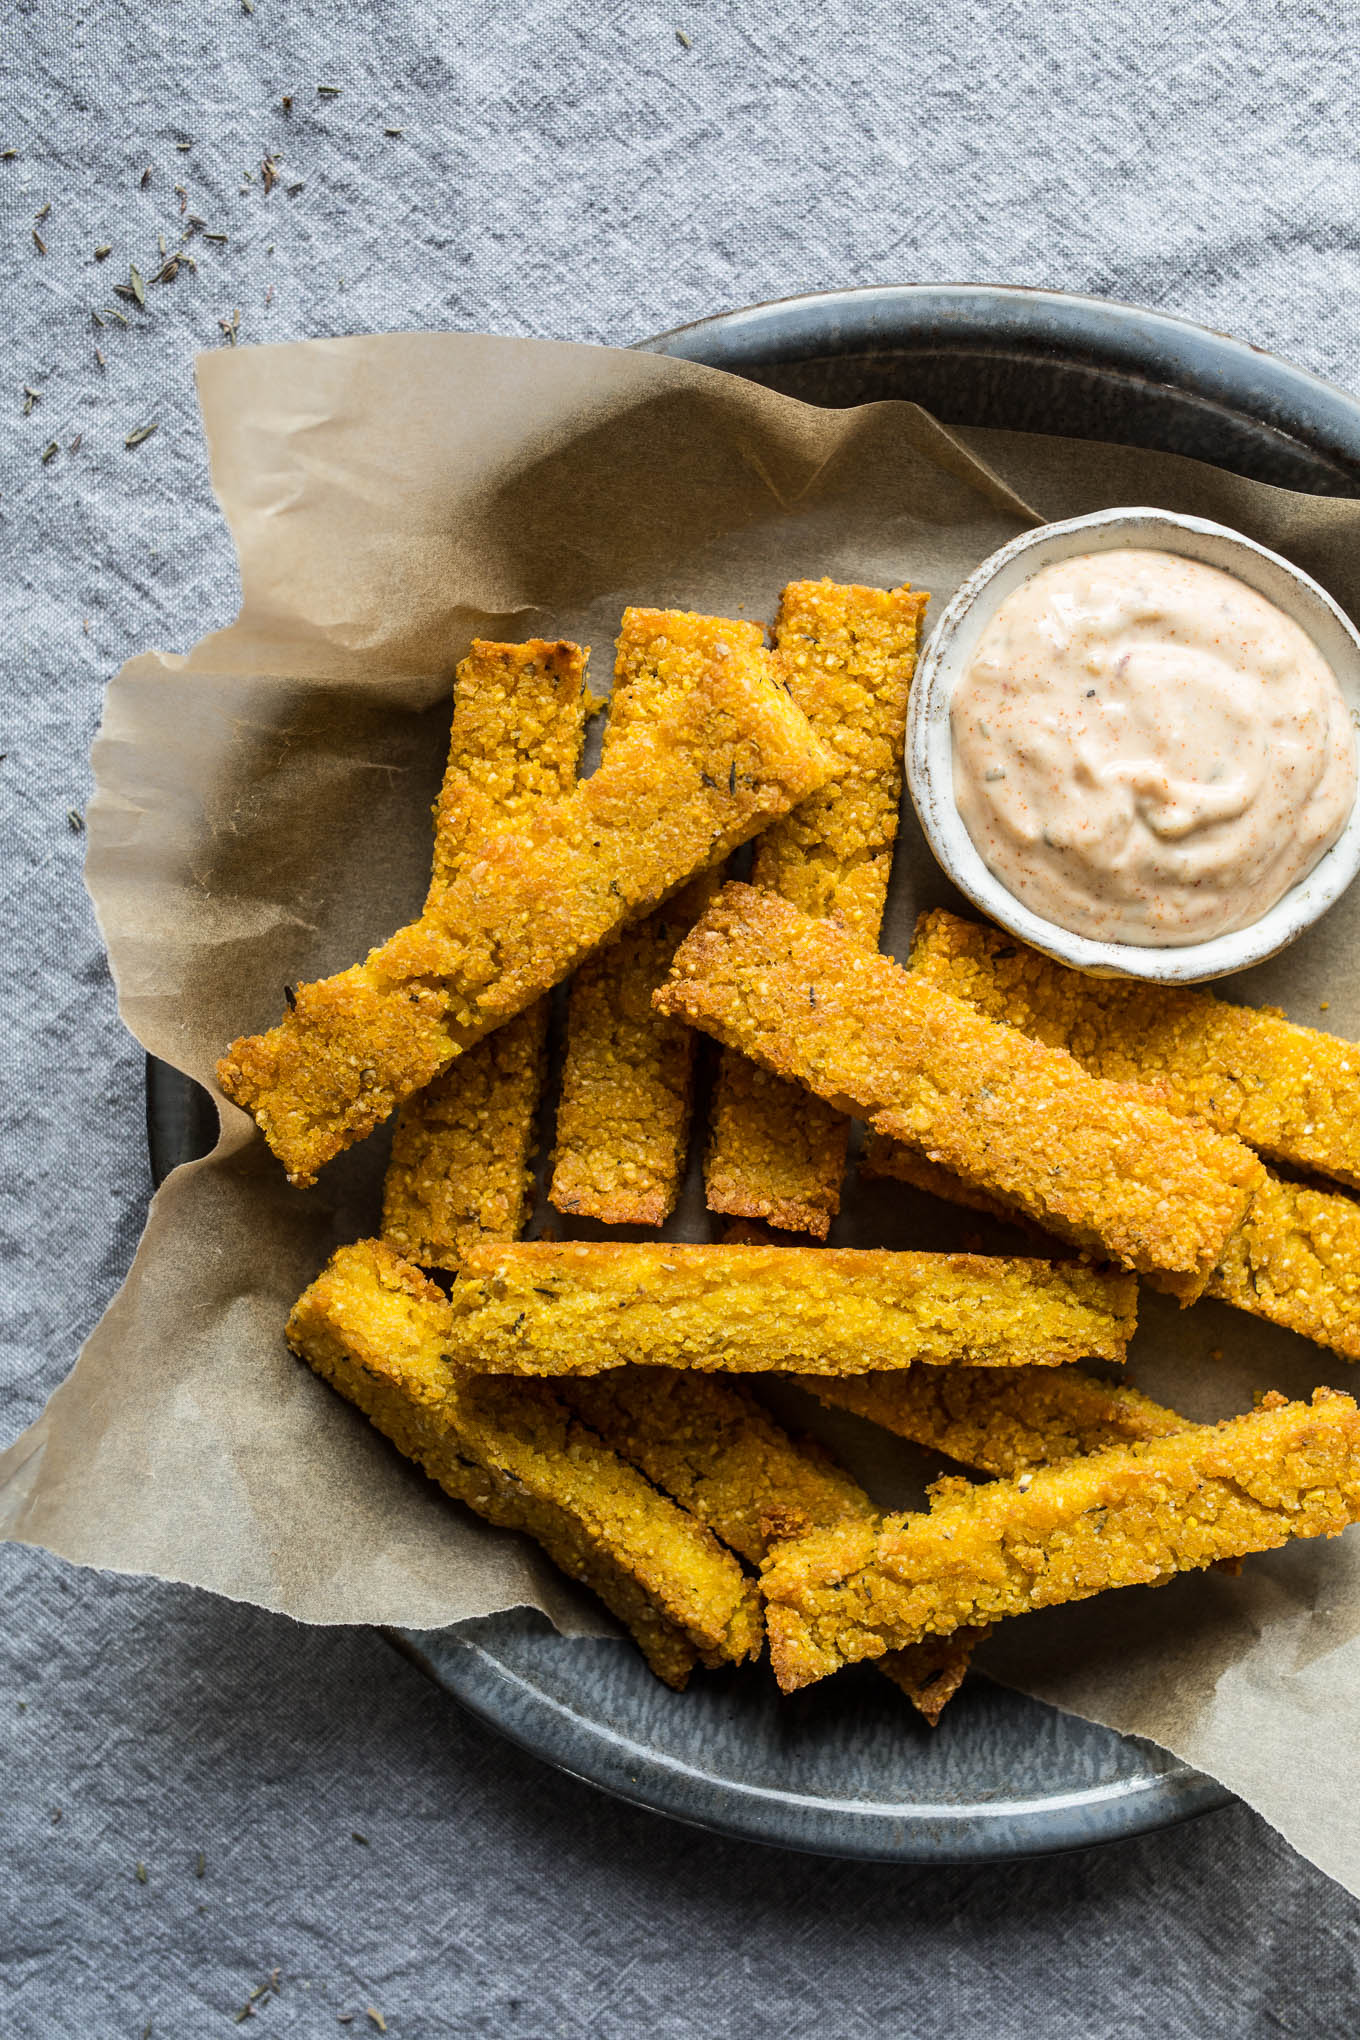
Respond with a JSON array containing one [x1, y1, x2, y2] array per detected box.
[[905, 507, 1360, 984]]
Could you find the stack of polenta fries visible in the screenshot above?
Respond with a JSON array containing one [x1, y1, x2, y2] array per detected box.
[[217, 584, 1360, 1723]]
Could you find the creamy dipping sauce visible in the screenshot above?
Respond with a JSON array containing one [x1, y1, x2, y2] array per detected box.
[[950, 548, 1357, 946]]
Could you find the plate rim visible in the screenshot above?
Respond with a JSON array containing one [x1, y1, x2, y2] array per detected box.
[[392, 1623, 1228, 1863], [637, 280, 1360, 478], [149, 278, 1360, 1861]]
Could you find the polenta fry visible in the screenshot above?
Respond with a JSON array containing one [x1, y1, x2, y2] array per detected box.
[[1191, 1172, 1360, 1361], [217, 625, 834, 1185], [549, 612, 770, 1224], [425, 639, 596, 897], [443, 1240, 1137, 1376], [382, 641, 593, 1268], [286, 1239, 762, 1684], [911, 907, 1360, 1190], [804, 1365, 1185, 1476], [761, 1387, 1360, 1691], [549, 869, 719, 1225], [654, 884, 1264, 1294], [704, 581, 927, 1238]]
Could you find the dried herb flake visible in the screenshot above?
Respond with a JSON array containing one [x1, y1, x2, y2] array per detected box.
[[135, 1860, 148, 1882], [140, 166, 152, 187], [34, 200, 50, 221], [317, 83, 342, 95], [367, 2014, 387, 2035], [94, 243, 112, 259], [129, 263, 146, 305], [676, 26, 692, 45], [32, 228, 45, 254], [124, 422, 158, 448], [195, 1849, 206, 1876], [41, 440, 59, 464]]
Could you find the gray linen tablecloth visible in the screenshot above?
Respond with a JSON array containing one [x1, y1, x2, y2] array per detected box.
[[5, 2, 1360, 2030]]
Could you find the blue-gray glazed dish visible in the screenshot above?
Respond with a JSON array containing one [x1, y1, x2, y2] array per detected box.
[[149, 284, 1360, 1860]]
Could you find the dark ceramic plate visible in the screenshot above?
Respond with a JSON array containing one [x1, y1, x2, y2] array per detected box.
[[148, 285, 1360, 1861]]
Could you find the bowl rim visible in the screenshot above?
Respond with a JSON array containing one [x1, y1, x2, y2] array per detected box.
[[905, 505, 1360, 983]]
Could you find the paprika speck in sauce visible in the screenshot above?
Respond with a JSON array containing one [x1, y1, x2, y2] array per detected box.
[[950, 549, 1357, 946]]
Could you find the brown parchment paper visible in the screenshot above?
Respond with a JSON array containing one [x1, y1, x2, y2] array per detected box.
[[11, 331, 1360, 1891]]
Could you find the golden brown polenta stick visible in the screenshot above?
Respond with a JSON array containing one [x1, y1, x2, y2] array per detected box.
[[382, 1015, 551, 1270], [760, 1388, 1360, 1692], [383, 643, 593, 1268], [425, 640, 596, 897], [444, 1240, 1137, 1376], [217, 623, 833, 1186], [559, 1367, 987, 1725], [911, 908, 1360, 1190], [1196, 1173, 1360, 1361], [287, 1239, 762, 1685], [868, 1094, 1360, 1361], [803, 1365, 1185, 1476], [654, 884, 1264, 1295], [549, 613, 769, 1225], [549, 871, 720, 1225], [704, 581, 928, 1239]]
